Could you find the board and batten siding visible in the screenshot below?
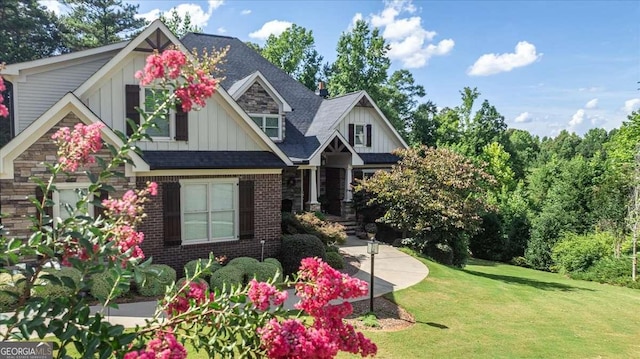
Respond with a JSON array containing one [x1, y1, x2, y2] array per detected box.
[[337, 106, 404, 153], [83, 52, 266, 152], [16, 55, 114, 133]]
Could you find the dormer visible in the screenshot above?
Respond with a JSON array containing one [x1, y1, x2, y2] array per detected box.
[[229, 71, 291, 142]]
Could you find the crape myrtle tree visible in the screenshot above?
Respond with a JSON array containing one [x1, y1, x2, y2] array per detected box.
[[354, 146, 495, 266], [0, 50, 376, 358]]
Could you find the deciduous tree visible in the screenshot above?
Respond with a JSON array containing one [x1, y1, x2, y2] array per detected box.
[[159, 9, 202, 38], [261, 24, 323, 91]]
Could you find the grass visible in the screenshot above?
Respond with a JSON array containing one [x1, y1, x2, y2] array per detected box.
[[340, 254, 640, 359]]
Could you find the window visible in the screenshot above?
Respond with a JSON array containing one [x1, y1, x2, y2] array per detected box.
[[354, 124, 365, 146], [142, 88, 171, 138], [181, 178, 238, 244], [53, 183, 93, 220], [250, 114, 281, 140]]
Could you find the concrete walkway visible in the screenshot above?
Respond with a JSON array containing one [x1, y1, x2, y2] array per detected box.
[[90, 236, 429, 327]]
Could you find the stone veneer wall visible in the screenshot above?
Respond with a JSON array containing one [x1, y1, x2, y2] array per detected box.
[[0, 113, 135, 239], [236, 82, 286, 141], [136, 173, 282, 276], [281, 167, 302, 212]]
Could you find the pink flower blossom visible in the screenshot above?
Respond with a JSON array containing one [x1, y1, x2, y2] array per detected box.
[[166, 280, 214, 317], [0, 75, 8, 118], [247, 279, 288, 311], [123, 330, 187, 359], [51, 122, 104, 172], [147, 182, 158, 196]]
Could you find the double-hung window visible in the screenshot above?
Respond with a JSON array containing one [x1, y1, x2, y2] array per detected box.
[[181, 178, 238, 244], [250, 114, 281, 140], [142, 88, 171, 139], [354, 124, 365, 146], [53, 183, 93, 220]]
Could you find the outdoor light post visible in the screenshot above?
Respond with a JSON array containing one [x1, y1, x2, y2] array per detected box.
[[365, 224, 379, 313]]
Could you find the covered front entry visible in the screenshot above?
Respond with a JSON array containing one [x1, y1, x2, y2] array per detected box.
[[324, 167, 343, 216]]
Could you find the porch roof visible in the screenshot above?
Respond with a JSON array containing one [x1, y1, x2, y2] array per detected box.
[[142, 151, 289, 170], [358, 153, 401, 165]]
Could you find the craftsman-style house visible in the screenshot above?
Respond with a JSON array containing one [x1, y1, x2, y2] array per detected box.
[[0, 21, 407, 271]]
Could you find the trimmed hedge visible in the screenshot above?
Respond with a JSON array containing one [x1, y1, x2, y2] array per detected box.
[[33, 267, 82, 299], [264, 258, 283, 276], [0, 273, 25, 312], [282, 212, 347, 245], [90, 271, 130, 300], [138, 264, 177, 297], [280, 234, 327, 275], [209, 266, 245, 291], [326, 251, 345, 270], [226, 257, 259, 269], [184, 259, 222, 280], [176, 277, 209, 291]]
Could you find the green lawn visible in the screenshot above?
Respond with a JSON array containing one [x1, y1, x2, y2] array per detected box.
[[341, 255, 640, 359]]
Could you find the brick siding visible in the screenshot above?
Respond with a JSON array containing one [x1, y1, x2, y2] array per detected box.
[[136, 173, 282, 277]]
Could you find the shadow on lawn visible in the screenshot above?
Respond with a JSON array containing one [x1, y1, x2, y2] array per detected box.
[[462, 270, 595, 292]]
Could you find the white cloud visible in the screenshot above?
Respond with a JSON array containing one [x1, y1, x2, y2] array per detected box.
[[364, 0, 453, 68], [137, 1, 224, 28], [217, 27, 227, 34], [579, 87, 602, 92], [349, 13, 363, 29], [585, 98, 598, 109], [241, 9, 252, 15], [248, 20, 292, 40], [567, 108, 605, 134], [468, 41, 543, 76], [38, 0, 63, 15], [514, 112, 533, 123], [623, 98, 640, 114]]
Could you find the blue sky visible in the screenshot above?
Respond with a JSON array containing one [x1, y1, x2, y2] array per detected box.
[[40, 0, 640, 137]]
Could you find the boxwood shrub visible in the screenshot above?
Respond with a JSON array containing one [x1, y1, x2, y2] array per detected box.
[[90, 271, 130, 300], [325, 251, 345, 270], [263, 258, 283, 276], [138, 264, 177, 297], [0, 273, 25, 312], [280, 234, 327, 275], [209, 266, 245, 291], [184, 259, 222, 280], [32, 267, 82, 299]]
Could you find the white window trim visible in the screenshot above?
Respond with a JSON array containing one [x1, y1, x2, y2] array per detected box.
[[141, 87, 174, 141], [250, 113, 282, 141], [354, 124, 366, 147], [52, 182, 94, 220], [180, 178, 239, 245]]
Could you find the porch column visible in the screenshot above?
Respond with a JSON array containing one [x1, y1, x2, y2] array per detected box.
[[309, 166, 319, 204], [299, 169, 305, 211], [345, 164, 353, 201]]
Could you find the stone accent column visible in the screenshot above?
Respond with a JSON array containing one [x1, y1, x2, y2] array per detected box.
[[307, 166, 320, 212]]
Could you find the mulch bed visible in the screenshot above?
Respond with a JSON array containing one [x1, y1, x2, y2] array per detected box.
[[339, 250, 415, 331]]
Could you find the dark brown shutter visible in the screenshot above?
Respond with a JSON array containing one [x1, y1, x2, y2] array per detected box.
[[93, 189, 109, 219], [35, 187, 53, 226], [163, 182, 181, 246], [238, 180, 254, 240], [125, 85, 140, 137], [348, 124, 355, 146], [175, 103, 188, 141], [366, 124, 372, 147]]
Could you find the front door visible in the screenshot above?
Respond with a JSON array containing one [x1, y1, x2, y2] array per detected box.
[[325, 167, 342, 216]]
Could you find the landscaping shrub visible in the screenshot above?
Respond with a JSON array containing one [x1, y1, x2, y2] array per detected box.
[[138, 264, 177, 297], [551, 232, 614, 273], [571, 256, 640, 289], [209, 266, 245, 291], [326, 251, 345, 270], [245, 262, 283, 284], [263, 258, 283, 275], [184, 258, 222, 280], [469, 212, 506, 261], [90, 271, 130, 300], [33, 267, 82, 299], [280, 234, 327, 275], [426, 242, 454, 266], [226, 257, 259, 269], [282, 212, 346, 245], [0, 273, 25, 312]]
